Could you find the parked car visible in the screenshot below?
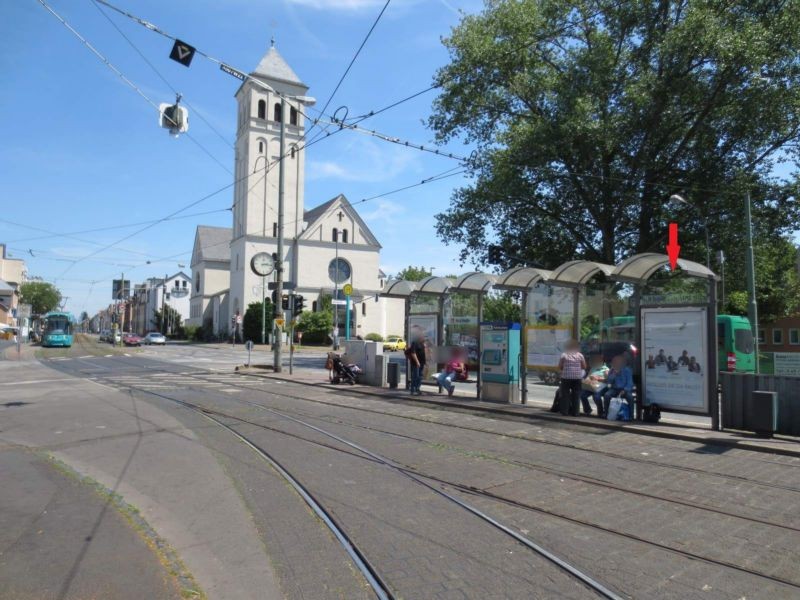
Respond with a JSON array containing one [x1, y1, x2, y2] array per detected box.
[[143, 332, 167, 345], [383, 336, 407, 352], [122, 333, 142, 347], [99, 329, 110, 342]]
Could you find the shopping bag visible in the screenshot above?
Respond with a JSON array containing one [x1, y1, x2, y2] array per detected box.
[[618, 399, 631, 421], [607, 397, 623, 421]]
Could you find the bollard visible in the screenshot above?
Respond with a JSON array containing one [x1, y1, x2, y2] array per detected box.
[[387, 361, 399, 389], [245, 340, 253, 367]]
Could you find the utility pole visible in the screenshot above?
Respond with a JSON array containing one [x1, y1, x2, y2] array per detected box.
[[744, 191, 759, 372], [162, 273, 168, 335], [274, 97, 286, 373], [334, 228, 340, 351]]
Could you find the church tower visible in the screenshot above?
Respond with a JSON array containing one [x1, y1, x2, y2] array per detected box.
[[229, 41, 310, 319]]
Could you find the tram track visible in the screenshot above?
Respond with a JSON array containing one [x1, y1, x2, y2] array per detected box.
[[109, 378, 800, 599], [40, 356, 800, 596]]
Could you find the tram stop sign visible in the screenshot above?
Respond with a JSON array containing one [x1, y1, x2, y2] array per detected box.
[[169, 39, 196, 67], [343, 284, 353, 296]]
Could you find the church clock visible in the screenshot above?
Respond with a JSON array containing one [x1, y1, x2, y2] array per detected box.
[[251, 252, 275, 277]]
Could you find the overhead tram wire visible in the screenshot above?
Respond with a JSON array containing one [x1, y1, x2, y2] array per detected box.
[[89, 0, 233, 149], [303, 0, 391, 141], [34, 0, 231, 176]]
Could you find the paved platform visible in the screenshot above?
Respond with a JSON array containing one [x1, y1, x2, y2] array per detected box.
[[239, 366, 800, 458], [0, 447, 184, 600]]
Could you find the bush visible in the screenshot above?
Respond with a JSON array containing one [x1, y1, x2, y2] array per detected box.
[[183, 324, 199, 341], [365, 332, 383, 342], [297, 309, 333, 345], [243, 301, 273, 343]]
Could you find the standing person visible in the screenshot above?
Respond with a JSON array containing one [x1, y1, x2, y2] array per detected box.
[[406, 329, 426, 395], [558, 340, 587, 416]]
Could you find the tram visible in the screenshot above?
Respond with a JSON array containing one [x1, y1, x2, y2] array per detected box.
[[41, 311, 75, 348]]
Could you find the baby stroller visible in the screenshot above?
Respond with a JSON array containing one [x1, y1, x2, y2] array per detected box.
[[327, 353, 360, 385]]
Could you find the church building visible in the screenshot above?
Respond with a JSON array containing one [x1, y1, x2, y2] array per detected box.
[[187, 43, 404, 340]]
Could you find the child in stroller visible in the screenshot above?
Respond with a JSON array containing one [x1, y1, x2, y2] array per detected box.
[[326, 352, 361, 385]]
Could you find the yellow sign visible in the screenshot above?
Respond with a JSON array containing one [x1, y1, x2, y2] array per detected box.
[[343, 284, 353, 296], [275, 318, 285, 328]]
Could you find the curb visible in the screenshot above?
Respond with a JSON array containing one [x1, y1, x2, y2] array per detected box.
[[238, 370, 800, 458]]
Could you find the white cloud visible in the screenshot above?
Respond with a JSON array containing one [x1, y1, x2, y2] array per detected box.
[[358, 198, 405, 222], [307, 136, 421, 182]]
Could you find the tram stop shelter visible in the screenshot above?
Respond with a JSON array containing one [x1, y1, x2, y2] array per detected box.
[[381, 252, 720, 429]]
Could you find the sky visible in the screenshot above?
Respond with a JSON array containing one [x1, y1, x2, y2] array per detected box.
[[1, 0, 485, 317]]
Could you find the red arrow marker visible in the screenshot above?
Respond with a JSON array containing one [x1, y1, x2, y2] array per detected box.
[[666, 222, 681, 270]]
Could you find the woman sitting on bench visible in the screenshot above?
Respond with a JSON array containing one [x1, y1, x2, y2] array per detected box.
[[437, 348, 468, 397], [601, 354, 633, 417]]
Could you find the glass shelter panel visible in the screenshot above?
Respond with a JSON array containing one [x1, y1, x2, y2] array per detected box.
[[525, 284, 574, 370], [443, 292, 480, 368], [579, 282, 636, 367]]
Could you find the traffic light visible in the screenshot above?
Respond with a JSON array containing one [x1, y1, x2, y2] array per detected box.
[[159, 95, 189, 135], [271, 290, 278, 305], [293, 295, 305, 316], [281, 294, 289, 310]]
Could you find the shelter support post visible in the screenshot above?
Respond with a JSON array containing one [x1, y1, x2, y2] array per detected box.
[[477, 293, 483, 400], [708, 281, 720, 431], [520, 290, 528, 404], [404, 298, 410, 390], [632, 287, 642, 421]]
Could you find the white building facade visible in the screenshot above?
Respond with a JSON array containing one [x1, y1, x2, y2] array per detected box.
[[188, 43, 403, 339]]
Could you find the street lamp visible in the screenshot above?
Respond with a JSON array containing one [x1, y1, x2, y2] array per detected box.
[[668, 194, 711, 269]]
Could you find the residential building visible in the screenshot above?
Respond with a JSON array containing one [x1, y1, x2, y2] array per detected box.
[[0, 243, 27, 326], [759, 314, 800, 352]]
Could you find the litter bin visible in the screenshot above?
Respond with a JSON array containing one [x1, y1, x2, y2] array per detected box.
[[387, 361, 399, 389], [747, 390, 778, 437]]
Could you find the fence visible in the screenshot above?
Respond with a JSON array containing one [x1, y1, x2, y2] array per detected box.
[[720, 372, 800, 436]]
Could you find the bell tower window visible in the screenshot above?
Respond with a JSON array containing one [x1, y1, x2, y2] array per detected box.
[[290, 107, 298, 126], [273, 103, 282, 122], [257, 99, 266, 120], [258, 141, 264, 153]]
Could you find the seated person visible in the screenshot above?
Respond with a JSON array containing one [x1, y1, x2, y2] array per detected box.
[[580, 352, 608, 416], [436, 349, 467, 397], [601, 355, 634, 415]]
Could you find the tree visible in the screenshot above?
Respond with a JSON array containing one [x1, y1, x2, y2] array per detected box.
[[152, 305, 182, 336], [79, 311, 89, 323], [243, 300, 273, 343], [394, 266, 433, 281], [482, 292, 522, 323], [429, 0, 800, 295], [19, 281, 61, 315]]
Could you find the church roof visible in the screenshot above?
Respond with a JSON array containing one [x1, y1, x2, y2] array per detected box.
[[303, 196, 338, 225], [194, 226, 232, 264], [302, 194, 381, 248], [252, 46, 305, 87]]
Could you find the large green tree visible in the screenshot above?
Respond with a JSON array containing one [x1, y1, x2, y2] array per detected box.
[[242, 300, 273, 343], [429, 0, 800, 292], [19, 281, 61, 315], [394, 266, 433, 281]]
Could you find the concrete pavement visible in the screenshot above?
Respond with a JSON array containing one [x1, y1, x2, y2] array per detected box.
[[0, 358, 283, 600]]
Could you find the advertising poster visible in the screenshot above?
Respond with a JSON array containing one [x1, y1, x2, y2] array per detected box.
[[526, 325, 572, 368], [641, 307, 708, 413], [408, 314, 438, 379], [774, 352, 800, 377]]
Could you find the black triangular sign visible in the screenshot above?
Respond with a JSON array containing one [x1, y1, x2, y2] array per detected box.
[[169, 39, 196, 67]]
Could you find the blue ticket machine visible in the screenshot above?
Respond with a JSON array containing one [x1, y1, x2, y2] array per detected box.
[[480, 322, 522, 403]]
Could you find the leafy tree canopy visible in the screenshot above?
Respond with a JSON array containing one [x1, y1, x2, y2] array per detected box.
[[394, 266, 433, 281], [429, 0, 800, 309], [19, 281, 61, 315], [243, 300, 273, 343]]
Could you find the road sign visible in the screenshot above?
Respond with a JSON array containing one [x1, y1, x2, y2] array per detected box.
[[169, 40, 196, 67], [343, 283, 353, 296], [268, 282, 296, 290], [275, 318, 285, 328], [220, 63, 246, 81], [18, 304, 31, 319], [331, 299, 346, 305]]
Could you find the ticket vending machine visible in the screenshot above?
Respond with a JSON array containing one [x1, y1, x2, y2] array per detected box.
[[480, 322, 521, 403]]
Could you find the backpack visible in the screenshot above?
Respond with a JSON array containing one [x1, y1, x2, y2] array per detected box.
[[550, 387, 561, 412], [643, 403, 661, 423]]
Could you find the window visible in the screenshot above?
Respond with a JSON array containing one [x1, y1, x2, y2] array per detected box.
[[773, 329, 783, 345], [332, 228, 338, 242], [758, 329, 766, 344], [290, 146, 296, 159], [259, 141, 264, 153], [273, 222, 278, 237], [342, 229, 348, 243], [790, 329, 800, 345], [361, 302, 366, 316], [312, 301, 318, 312], [273, 103, 282, 122], [183, 281, 187, 288], [257, 99, 266, 120], [290, 106, 298, 126], [734, 329, 754, 354]]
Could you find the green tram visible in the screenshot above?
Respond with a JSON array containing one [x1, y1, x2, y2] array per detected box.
[[42, 311, 75, 348]]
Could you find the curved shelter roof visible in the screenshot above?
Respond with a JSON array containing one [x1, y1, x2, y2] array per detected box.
[[548, 261, 615, 287], [416, 276, 454, 295], [381, 279, 418, 298], [451, 272, 498, 293], [494, 267, 553, 291], [612, 253, 718, 284]]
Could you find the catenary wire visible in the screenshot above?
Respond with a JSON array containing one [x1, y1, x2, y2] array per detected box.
[[89, 0, 233, 149], [34, 0, 231, 177]]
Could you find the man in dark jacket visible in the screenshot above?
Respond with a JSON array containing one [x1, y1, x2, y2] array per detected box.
[[407, 329, 426, 395]]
